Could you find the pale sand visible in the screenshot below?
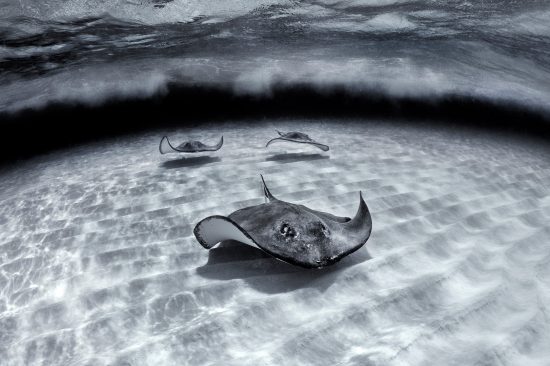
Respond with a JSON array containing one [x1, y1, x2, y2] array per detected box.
[[0, 120, 549, 365]]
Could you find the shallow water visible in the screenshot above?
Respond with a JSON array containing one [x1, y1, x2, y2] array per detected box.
[[0, 121, 549, 365], [1, 1, 550, 364]]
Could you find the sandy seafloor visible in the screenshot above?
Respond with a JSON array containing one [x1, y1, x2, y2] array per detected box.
[[0, 120, 550, 366]]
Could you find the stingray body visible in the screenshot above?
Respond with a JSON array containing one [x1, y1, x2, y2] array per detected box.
[[266, 131, 329, 151], [159, 136, 223, 154], [194, 176, 372, 268]]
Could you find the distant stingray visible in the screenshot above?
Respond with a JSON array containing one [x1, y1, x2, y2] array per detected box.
[[194, 176, 372, 268], [266, 131, 329, 151], [159, 136, 223, 154]]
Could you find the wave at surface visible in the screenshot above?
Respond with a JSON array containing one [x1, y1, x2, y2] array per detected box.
[[1, 54, 550, 115], [1, 0, 550, 116], [3, 0, 290, 24]]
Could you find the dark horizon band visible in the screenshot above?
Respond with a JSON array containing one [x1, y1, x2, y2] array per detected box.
[[1, 82, 549, 166]]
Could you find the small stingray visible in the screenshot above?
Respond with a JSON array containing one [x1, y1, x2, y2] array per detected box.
[[159, 136, 223, 154], [194, 176, 372, 268], [266, 131, 329, 151]]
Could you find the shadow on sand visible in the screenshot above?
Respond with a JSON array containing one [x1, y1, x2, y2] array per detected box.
[[265, 152, 329, 163], [196, 240, 371, 295], [160, 156, 221, 169]]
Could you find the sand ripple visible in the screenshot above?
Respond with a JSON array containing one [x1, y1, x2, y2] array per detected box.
[[0, 121, 549, 365]]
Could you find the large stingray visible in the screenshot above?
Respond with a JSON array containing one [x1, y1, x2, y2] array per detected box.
[[193, 176, 372, 268], [266, 131, 329, 151], [159, 136, 223, 154]]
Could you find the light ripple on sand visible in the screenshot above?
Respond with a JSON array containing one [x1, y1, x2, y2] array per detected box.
[[0, 120, 549, 365]]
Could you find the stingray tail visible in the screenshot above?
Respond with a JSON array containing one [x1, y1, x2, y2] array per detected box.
[[260, 174, 276, 202]]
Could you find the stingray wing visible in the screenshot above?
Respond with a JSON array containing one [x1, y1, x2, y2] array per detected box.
[[197, 136, 223, 152], [193, 214, 320, 268], [194, 215, 256, 249], [300, 205, 351, 223], [160, 136, 223, 154], [265, 137, 329, 151], [205, 136, 224, 151], [159, 136, 179, 154]]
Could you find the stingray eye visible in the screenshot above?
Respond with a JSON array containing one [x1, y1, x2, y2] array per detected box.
[[279, 223, 297, 239], [308, 221, 330, 237]]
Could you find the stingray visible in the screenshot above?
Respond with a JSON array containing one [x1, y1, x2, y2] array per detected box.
[[193, 176, 372, 268], [159, 136, 223, 154], [266, 131, 329, 151]]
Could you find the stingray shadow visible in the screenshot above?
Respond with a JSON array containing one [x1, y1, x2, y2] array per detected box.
[[160, 156, 221, 169], [265, 153, 329, 163], [195, 240, 372, 295]]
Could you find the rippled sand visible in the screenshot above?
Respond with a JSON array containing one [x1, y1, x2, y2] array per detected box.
[[1, 120, 549, 366]]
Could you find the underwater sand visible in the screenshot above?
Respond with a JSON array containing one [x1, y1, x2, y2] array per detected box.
[[0, 120, 549, 365]]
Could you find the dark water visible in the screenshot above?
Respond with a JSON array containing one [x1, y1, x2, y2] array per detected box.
[[1, 0, 550, 164], [1, 0, 550, 114]]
